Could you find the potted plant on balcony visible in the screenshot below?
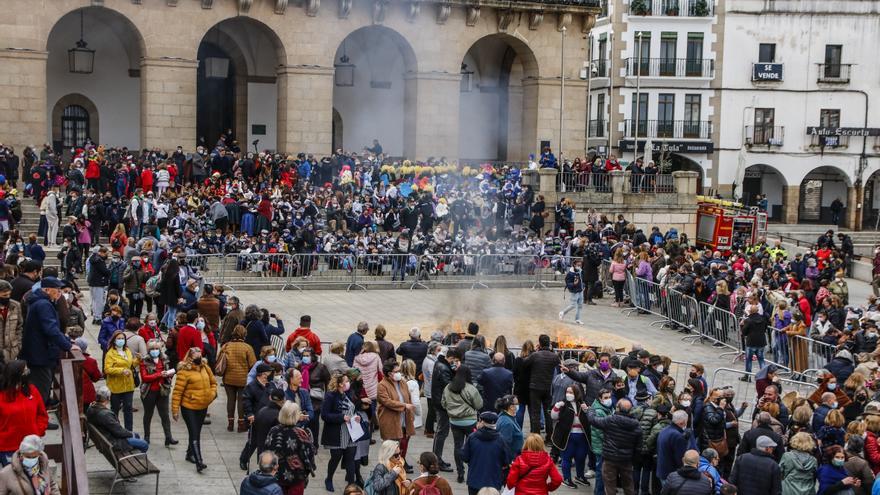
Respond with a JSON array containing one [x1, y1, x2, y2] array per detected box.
[[631, 0, 650, 15], [691, 0, 710, 16]]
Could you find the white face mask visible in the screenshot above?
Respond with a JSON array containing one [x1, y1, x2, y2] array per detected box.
[[601, 398, 612, 408], [565, 393, 576, 402], [393, 372, 403, 382], [680, 400, 692, 408], [21, 457, 39, 469]]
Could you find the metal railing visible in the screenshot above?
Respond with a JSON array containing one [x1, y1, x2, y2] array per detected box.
[[628, 173, 676, 193], [817, 63, 852, 83], [744, 125, 784, 146], [769, 328, 837, 375], [629, 0, 713, 16], [625, 58, 715, 78], [624, 119, 713, 140], [55, 349, 89, 495], [810, 134, 850, 148], [558, 171, 613, 193]]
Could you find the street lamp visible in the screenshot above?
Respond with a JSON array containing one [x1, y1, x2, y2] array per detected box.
[[560, 26, 566, 162], [633, 31, 643, 164]]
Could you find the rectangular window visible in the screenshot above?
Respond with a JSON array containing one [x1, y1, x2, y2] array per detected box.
[[657, 94, 675, 137], [634, 32, 651, 76], [820, 109, 841, 128], [753, 108, 775, 145], [684, 94, 702, 137], [824, 45, 842, 77], [631, 93, 649, 136], [758, 43, 776, 63], [660, 33, 677, 76], [686, 33, 704, 76], [597, 36, 608, 76], [594, 93, 606, 137]]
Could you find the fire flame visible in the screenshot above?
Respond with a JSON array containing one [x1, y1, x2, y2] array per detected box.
[[556, 330, 590, 349]]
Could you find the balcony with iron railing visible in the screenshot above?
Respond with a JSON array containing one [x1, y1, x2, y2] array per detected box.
[[589, 119, 606, 137], [625, 58, 715, 78], [628, 0, 713, 16], [810, 134, 850, 148], [817, 63, 852, 84], [624, 119, 713, 140], [744, 125, 785, 146]]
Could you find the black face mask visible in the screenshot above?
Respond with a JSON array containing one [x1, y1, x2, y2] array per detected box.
[[192, 357, 202, 366], [0, 297, 9, 306]]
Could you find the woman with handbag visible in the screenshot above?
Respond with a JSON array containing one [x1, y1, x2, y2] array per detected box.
[[216, 325, 256, 433], [103, 329, 138, 432], [505, 434, 562, 495], [441, 365, 482, 483], [139, 339, 177, 446], [550, 386, 590, 489], [302, 347, 330, 442], [171, 347, 217, 473]]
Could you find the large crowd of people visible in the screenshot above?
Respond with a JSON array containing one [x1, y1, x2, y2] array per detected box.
[[0, 137, 879, 495]]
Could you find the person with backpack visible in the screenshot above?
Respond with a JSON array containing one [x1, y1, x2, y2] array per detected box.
[[408, 452, 453, 495], [660, 450, 715, 495], [558, 258, 585, 325]]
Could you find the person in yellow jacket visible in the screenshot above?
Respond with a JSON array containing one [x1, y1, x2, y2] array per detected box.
[[103, 329, 139, 432], [171, 347, 217, 473]]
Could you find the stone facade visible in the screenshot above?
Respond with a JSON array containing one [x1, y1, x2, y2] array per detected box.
[[0, 0, 599, 158]]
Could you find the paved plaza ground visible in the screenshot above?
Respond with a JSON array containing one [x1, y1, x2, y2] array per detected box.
[[74, 280, 875, 495]]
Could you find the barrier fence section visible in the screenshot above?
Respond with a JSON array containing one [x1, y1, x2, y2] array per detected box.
[[769, 329, 837, 376], [696, 302, 743, 356]]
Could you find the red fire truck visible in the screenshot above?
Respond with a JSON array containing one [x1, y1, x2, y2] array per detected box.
[[695, 197, 768, 252]]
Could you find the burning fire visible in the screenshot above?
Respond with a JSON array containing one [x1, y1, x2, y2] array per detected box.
[[556, 331, 591, 349]]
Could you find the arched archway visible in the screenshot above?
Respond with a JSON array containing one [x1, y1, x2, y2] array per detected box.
[[46, 7, 144, 149], [458, 34, 539, 162], [863, 168, 880, 230], [197, 18, 286, 151], [51, 94, 99, 149], [640, 151, 704, 194], [743, 164, 787, 221], [332, 26, 417, 158], [798, 166, 851, 224]]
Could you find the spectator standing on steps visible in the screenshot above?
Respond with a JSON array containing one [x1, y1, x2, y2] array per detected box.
[[86, 246, 111, 325]]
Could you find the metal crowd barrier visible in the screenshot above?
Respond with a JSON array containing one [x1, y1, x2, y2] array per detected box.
[[667, 288, 701, 337], [696, 302, 743, 358], [770, 329, 837, 376]]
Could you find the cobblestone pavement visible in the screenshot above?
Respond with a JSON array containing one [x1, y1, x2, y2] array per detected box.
[[76, 279, 874, 495]]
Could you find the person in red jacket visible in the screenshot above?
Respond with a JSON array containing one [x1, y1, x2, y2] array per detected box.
[[285, 314, 322, 355], [0, 360, 49, 467], [506, 433, 563, 495], [797, 290, 812, 327], [138, 313, 163, 344], [176, 310, 204, 364], [140, 165, 154, 194], [74, 338, 102, 413], [139, 339, 177, 445]]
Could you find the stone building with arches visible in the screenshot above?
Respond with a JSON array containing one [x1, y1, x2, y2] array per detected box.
[[0, 0, 601, 163]]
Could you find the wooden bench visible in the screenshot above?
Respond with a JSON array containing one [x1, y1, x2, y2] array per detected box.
[[87, 424, 160, 495]]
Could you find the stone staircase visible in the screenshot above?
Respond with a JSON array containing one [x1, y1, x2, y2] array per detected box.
[[766, 223, 879, 256], [18, 199, 62, 268]]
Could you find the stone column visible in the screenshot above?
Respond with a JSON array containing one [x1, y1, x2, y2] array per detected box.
[[610, 170, 626, 206], [846, 185, 860, 230], [0, 49, 47, 152], [140, 57, 198, 151], [277, 65, 334, 155], [673, 171, 699, 204], [403, 72, 460, 161], [538, 168, 559, 225], [782, 185, 800, 224]]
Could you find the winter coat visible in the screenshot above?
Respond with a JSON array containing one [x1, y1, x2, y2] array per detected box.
[[844, 453, 875, 495], [550, 400, 589, 451], [0, 300, 23, 362], [86, 253, 110, 287], [0, 384, 48, 452], [589, 399, 612, 455], [365, 463, 402, 495], [196, 295, 221, 331], [497, 411, 524, 456], [506, 450, 563, 495], [97, 316, 125, 351], [0, 452, 60, 495], [251, 401, 281, 455], [376, 378, 415, 440], [217, 339, 256, 388], [586, 409, 642, 463], [461, 427, 512, 489], [396, 338, 428, 373], [431, 357, 454, 409], [826, 354, 855, 385], [523, 349, 559, 391], [780, 450, 817, 495], [464, 349, 493, 386], [656, 423, 697, 480], [171, 362, 217, 414], [243, 318, 285, 358], [566, 368, 615, 406], [730, 449, 782, 495], [697, 457, 723, 495], [740, 424, 785, 461], [264, 424, 316, 485], [219, 308, 244, 345], [103, 347, 137, 394], [320, 390, 361, 448], [479, 365, 514, 412], [354, 352, 382, 399], [660, 466, 714, 495], [633, 405, 660, 454], [441, 383, 483, 423], [86, 404, 134, 452], [242, 379, 277, 419], [741, 313, 769, 347], [21, 290, 71, 368], [239, 471, 283, 495], [344, 332, 365, 366], [408, 475, 454, 495], [866, 431, 880, 475]]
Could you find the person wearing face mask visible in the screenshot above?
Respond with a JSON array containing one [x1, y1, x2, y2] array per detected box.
[[139, 340, 177, 446], [103, 329, 138, 432], [137, 313, 162, 343], [0, 361, 49, 468], [97, 305, 126, 354], [248, 347, 281, 385], [377, 360, 416, 474], [551, 385, 590, 489], [171, 347, 217, 473], [175, 310, 205, 365], [817, 445, 861, 495], [0, 280, 23, 362], [431, 348, 459, 473], [321, 373, 362, 491], [240, 363, 280, 471], [0, 435, 59, 495], [217, 325, 257, 433]]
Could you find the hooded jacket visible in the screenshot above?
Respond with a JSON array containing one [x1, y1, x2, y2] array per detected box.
[[353, 352, 382, 399], [21, 290, 71, 368], [461, 427, 511, 489], [779, 450, 818, 495], [660, 466, 714, 495], [586, 408, 643, 463], [239, 471, 283, 495]]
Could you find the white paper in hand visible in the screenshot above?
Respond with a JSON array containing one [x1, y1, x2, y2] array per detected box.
[[347, 418, 364, 441]]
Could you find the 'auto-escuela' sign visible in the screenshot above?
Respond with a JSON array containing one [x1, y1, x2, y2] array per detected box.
[[806, 127, 880, 137], [752, 63, 783, 81]]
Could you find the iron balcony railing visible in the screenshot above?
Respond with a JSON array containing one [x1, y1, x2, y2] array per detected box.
[[625, 57, 715, 78], [624, 119, 713, 139], [628, 0, 713, 16], [810, 134, 850, 148], [588, 119, 606, 137], [817, 63, 852, 84], [744, 125, 784, 146]]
